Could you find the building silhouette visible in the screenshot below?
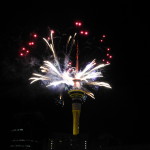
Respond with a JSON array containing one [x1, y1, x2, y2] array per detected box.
[[8, 112, 47, 150]]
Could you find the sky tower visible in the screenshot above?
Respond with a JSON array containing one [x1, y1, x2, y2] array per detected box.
[[68, 40, 85, 135]]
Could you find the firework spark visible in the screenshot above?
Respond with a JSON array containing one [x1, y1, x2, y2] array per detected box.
[[29, 31, 111, 100]]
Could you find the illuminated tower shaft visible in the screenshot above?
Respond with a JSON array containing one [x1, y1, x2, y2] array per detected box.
[[72, 97, 81, 135], [69, 87, 85, 135]]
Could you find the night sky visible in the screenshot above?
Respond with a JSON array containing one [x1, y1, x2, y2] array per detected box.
[[1, 1, 150, 147]]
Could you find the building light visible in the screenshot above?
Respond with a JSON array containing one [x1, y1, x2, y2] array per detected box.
[[85, 140, 87, 149]]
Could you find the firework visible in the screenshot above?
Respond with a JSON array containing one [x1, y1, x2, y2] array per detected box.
[[29, 36, 111, 98]]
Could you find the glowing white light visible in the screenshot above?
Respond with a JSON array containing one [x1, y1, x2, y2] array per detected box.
[[29, 32, 111, 99]]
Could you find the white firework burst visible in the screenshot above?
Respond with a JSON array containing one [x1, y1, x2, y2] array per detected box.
[[29, 31, 112, 99]]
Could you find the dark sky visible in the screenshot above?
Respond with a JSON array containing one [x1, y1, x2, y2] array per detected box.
[[1, 1, 150, 147]]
